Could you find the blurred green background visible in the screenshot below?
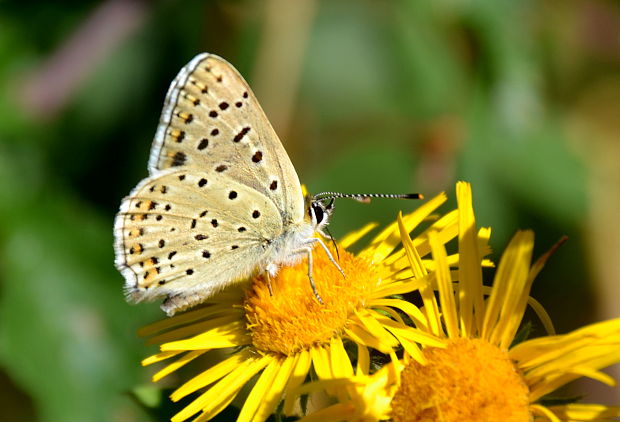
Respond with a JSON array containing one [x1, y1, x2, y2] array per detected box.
[[1, 0, 619, 420]]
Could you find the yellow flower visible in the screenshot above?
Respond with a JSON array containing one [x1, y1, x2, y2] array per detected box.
[[296, 358, 404, 422], [301, 181, 620, 422], [139, 191, 484, 422]]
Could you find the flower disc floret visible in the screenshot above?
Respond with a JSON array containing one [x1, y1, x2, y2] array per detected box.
[[391, 338, 530, 422], [245, 248, 379, 355]]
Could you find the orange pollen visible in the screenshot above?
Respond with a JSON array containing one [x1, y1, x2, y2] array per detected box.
[[391, 338, 530, 422], [244, 246, 379, 356]]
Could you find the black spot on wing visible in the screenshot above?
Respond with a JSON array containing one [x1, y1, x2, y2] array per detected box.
[[233, 127, 250, 143], [198, 138, 209, 150], [171, 152, 186, 167]]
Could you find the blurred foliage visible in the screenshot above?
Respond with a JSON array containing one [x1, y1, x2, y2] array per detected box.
[[1, 0, 618, 420]]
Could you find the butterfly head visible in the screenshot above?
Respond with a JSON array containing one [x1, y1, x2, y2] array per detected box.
[[307, 197, 335, 233]]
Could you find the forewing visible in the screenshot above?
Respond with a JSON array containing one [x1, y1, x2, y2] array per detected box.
[[114, 168, 283, 303], [148, 53, 304, 222]]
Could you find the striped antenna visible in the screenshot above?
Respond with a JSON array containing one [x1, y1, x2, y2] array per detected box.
[[313, 192, 424, 202]]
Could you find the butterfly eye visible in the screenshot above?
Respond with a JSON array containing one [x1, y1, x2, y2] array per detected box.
[[312, 204, 325, 224]]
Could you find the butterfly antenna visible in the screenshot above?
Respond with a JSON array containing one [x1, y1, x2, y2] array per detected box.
[[313, 192, 424, 202], [324, 227, 340, 261]]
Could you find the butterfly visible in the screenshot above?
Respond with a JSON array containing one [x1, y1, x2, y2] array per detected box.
[[114, 53, 420, 316]]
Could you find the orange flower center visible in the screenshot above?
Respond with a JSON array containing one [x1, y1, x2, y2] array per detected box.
[[244, 246, 378, 356], [391, 338, 530, 422]]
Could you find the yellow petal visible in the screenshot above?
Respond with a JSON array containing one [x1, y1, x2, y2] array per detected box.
[[481, 230, 534, 347], [170, 349, 252, 400], [370, 277, 428, 299], [428, 230, 459, 339], [512, 319, 620, 367], [389, 333, 425, 364], [529, 362, 620, 402], [371, 299, 426, 329], [353, 309, 399, 352], [293, 378, 356, 396], [152, 350, 206, 382], [345, 324, 393, 354], [283, 350, 312, 415], [192, 392, 238, 422], [161, 321, 249, 351], [237, 357, 282, 422], [398, 212, 442, 336], [330, 336, 354, 378], [511, 320, 620, 402], [171, 354, 271, 422], [412, 209, 459, 259], [373, 313, 446, 348], [148, 314, 243, 345], [456, 181, 485, 337], [356, 344, 370, 376], [253, 356, 297, 422], [547, 403, 620, 420], [142, 350, 183, 366], [530, 404, 562, 422], [567, 367, 616, 386], [311, 345, 333, 379], [527, 296, 556, 336]]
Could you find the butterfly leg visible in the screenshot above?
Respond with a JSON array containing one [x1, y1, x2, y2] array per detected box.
[[304, 246, 324, 305], [312, 237, 346, 278], [264, 271, 274, 296]]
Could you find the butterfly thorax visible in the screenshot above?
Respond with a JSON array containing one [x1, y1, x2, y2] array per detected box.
[[263, 220, 317, 276], [261, 192, 336, 276]]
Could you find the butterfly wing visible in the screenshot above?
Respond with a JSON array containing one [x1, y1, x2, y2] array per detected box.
[[147, 53, 304, 223], [115, 53, 310, 314], [114, 168, 283, 314]]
